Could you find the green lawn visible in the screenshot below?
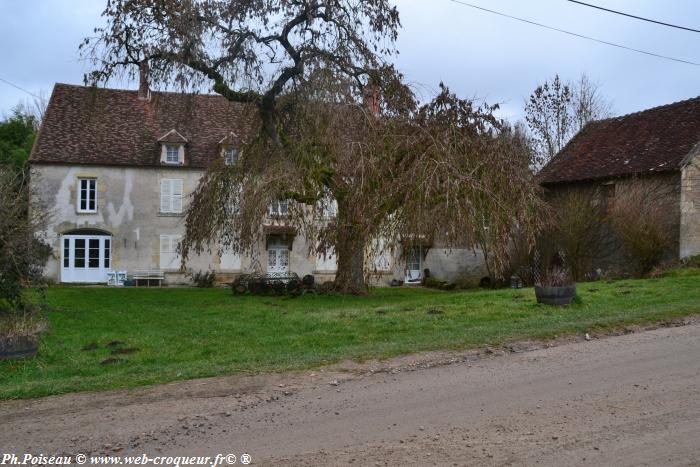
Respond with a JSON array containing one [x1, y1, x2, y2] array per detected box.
[[1, 268, 699, 400]]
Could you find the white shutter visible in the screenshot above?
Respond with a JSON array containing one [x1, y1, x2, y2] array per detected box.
[[160, 180, 172, 213], [159, 235, 171, 269], [373, 239, 391, 271], [160, 179, 184, 213], [160, 234, 181, 269], [172, 179, 183, 213]]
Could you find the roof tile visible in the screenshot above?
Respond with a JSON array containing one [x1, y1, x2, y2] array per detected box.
[[539, 96, 700, 184]]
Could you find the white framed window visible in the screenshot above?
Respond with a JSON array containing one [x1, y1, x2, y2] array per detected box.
[[220, 247, 242, 270], [77, 178, 97, 213], [159, 234, 181, 269], [223, 147, 239, 165], [165, 145, 180, 164], [316, 248, 337, 271], [372, 239, 391, 271], [160, 178, 184, 214], [268, 199, 289, 216], [318, 197, 338, 219]]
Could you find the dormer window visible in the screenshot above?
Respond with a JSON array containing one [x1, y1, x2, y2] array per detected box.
[[219, 132, 241, 166], [165, 145, 179, 164], [223, 147, 239, 166], [158, 129, 188, 165]]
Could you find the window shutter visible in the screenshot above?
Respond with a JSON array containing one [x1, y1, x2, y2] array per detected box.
[[160, 235, 170, 269], [172, 179, 183, 213], [160, 180, 171, 213]]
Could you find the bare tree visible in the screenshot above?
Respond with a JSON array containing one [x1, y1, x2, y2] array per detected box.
[[16, 91, 49, 131], [81, 0, 401, 144], [525, 73, 612, 167], [83, 2, 546, 294], [571, 73, 613, 133], [181, 81, 546, 293]]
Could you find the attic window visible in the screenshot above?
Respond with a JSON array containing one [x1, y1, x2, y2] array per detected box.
[[223, 147, 239, 166], [166, 145, 179, 164], [158, 129, 187, 165]]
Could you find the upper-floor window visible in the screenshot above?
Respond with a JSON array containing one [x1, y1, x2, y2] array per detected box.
[[223, 147, 239, 166], [158, 129, 187, 165], [160, 178, 184, 214], [165, 145, 180, 164], [318, 197, 338, 219], [77, 178, 97, 213], [268, 199, 289, 216]]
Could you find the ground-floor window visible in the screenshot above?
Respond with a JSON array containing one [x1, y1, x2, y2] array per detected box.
[[267, 236, 290, 275], [405, 246, 423, 282], [316, 248, 337, 271], [372, 239, 391, 272], [159, 234, 182, 269]]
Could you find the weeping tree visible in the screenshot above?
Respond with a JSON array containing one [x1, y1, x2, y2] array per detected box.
[[180, 78, 545, 293], [83, 0, 545, 294]]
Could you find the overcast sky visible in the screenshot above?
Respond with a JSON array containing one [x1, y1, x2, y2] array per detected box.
[[0, 0, 698, 122]]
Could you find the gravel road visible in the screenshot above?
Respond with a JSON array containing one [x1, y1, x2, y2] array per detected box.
[[2, 321, 699, 466]]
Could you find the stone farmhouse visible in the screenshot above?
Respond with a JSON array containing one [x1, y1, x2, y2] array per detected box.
[[30, 81, 487, 286], [539, 96, 700, 272]]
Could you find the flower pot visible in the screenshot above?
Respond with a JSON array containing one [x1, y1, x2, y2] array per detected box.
[[535, 284, 577, 306], [0, 334, 40, 360]]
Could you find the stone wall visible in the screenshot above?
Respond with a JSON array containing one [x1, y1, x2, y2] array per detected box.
[[32, 163, 487, 286], [680, 151, 700, 259], [543, 172, 682, 276]]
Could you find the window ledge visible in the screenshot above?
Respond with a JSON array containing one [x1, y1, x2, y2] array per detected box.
[[158, 212, 184, 217]]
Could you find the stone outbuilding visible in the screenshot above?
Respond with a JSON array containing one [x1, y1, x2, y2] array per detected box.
[[539, 96, 700, 272]]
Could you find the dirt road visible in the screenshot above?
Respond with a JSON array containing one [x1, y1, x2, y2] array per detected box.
[[2, 322, 700, 466]]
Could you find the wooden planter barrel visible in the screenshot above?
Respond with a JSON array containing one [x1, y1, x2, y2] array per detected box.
[[0, 335, 39, 360], [535, 284, 577, 306]]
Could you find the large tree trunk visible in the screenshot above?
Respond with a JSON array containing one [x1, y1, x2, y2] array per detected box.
[[334, 235, 368, 295]]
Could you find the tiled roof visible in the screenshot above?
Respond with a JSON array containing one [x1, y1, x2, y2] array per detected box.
[[539, 96, 700, 185], [30, 84, 258, 168]]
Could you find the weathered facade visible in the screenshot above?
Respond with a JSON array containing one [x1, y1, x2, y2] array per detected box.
[[539, 96, 700, 274], [30, 83, 487, 286]]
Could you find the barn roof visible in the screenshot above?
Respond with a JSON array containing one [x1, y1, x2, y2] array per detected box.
[[539, 96, 700, 185]]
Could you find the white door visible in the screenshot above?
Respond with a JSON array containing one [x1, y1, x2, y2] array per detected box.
[[267, 246, 290, 276], [405, 246, 422, 282], [60, 234, 112, 283]]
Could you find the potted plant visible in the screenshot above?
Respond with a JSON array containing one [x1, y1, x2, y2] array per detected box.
[[535, 266, 576, 306], [0, 304, 48, 360]]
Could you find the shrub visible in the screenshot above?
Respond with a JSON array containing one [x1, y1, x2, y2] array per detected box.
[[0, 167, 51, 341], [608, 179, 675, 277], [189, 270, 216, 288], [424, 277, 457, 290], [537, 266, 572, 287], [682, 254, 700, 269], [547, 189, 608, 281]]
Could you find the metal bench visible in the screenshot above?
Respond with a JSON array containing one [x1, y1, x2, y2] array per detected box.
[[132, 269, 165, 287]]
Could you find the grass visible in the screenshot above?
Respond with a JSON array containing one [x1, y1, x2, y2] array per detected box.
[[1, 268, 699, 400]]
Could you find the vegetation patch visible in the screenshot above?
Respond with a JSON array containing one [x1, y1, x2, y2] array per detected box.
[[0, 269, 699, 399]]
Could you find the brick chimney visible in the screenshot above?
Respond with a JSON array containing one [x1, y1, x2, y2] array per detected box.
[[363, 82, 380, 117], [138, 60, 150, 100]]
